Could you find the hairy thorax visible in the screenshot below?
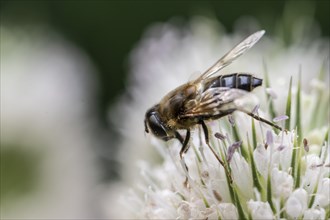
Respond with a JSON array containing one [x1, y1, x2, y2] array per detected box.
[[158, 82, 199, 130]]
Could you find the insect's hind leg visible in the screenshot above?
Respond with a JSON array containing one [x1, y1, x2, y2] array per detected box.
[[200, 120, 232, 183], [237, 109, 284, 131]]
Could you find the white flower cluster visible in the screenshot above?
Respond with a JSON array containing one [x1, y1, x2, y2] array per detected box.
[[127, 121, 329, 219], [107, 17, 329, 219]]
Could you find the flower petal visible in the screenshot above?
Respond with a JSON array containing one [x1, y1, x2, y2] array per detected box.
[[286, 188, 308, 218], [247, 200, 274, 219]]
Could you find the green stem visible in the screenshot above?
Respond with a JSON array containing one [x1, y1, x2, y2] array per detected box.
[[296, 69, 302, 145], [267, 172, 276, 214], [285, 76, 292, 130], [263, 60, 276, 119], [252, 119, 257, 149], [247, 132, 263, 195], [233, 186, 247, 220], [291, 128, 298, 186]]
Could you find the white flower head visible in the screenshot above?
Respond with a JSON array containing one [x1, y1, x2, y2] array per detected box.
[[107, 16, 329, 219]]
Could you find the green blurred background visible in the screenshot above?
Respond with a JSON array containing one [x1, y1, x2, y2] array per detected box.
[[1, 0, 329, 218]]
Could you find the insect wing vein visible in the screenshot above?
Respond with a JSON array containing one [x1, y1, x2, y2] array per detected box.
[[181, 87, 247, 118], [198, 30, 265, 80]]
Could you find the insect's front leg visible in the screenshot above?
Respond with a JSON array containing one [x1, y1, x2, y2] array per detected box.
[[179, 129, 191, 159], [177, 129, 191, 187], [174, 131, 184, 144]]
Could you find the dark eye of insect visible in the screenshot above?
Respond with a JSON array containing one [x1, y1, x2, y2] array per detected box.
[[148, 114, 168, 139]]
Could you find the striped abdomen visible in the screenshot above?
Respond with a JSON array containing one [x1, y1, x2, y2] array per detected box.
[[206, 73, 262, 92]]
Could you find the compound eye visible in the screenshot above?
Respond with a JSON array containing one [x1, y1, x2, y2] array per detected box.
[[148, 114, 168, 139]]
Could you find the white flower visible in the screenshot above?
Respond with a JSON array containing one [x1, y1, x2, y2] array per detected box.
[[248, 200, 274, 219], [271, 167, 294, 199], [107, 16, 329, 219], [218, 203, 239, 219], [286, 188, 308, 218], [303, 208, 326, 220], [315, 178, 330, 208]]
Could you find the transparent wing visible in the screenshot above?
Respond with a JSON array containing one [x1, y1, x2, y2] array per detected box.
[[180, 87, 248, 118], [197, 30, 265, 81]]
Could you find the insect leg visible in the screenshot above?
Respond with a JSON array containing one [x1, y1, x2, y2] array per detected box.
[[174, 131, 184, 144], [238, 109, 284, 131], [178, 129, 191, 187], [200, 120, 233, 183], [179, 129, 191, 159], [200, 121, 225, 167]]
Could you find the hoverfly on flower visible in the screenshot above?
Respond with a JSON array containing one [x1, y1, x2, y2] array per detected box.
[[144, 30, 282, 168]]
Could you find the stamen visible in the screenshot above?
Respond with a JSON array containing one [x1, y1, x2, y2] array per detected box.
[[303, 138, 309, 152], [273, 115, 289, 122], [266, 130, 273, 146], [228, 114, 235, 126], [252, 104, 260, 114], [213, 190, 222, 202], [215, 132, 226, 140], [227, 141, 242, 162], [316, 163, 325, 168], [277, 145, 286, 151]]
